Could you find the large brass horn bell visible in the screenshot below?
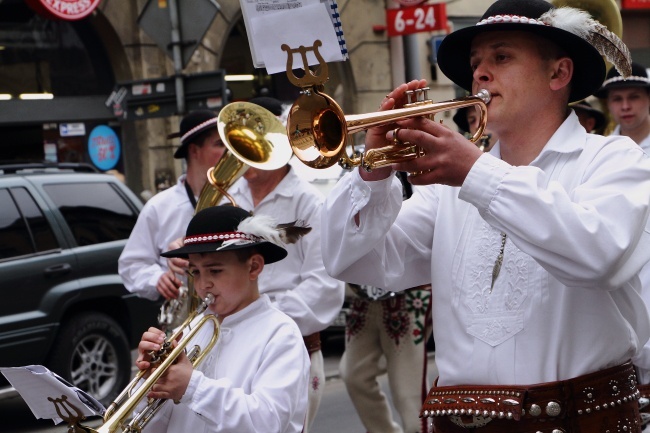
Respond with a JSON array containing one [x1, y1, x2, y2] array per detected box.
[[195, 101, 293, 210]]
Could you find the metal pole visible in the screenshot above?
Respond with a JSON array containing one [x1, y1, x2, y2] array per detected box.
[[168, 0, 185, 114], [403, 34, 421, 82], [387, 0, 405, 88]]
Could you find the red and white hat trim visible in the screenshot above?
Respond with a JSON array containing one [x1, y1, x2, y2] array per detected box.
[[477, 15, 547, 26], [181, 117, 220, 144], [184, 231, 260, 245]]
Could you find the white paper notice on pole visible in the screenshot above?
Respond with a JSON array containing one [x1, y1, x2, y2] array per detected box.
[[239, 0, 348, 73]]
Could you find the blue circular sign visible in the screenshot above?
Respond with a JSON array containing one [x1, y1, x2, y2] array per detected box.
[[88, 125, 121, 171]]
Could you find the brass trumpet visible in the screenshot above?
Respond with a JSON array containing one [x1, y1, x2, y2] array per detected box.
[[287, 87, 490, 172], [76, 294, 219, 433]]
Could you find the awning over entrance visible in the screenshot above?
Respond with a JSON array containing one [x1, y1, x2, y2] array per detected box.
[[0, 96, 116, 125]]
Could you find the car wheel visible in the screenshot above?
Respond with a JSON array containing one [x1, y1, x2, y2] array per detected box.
[[47, 312, 131, 407]]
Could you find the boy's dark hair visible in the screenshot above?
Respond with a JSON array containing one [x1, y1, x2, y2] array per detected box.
[[232, 247, 260, 263]]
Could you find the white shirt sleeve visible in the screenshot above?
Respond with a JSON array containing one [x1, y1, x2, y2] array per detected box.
[[321, 170, 435, 291], [118, 201, 166, 300], [273, 199, 346, 335], [460, 146, 650, 290]]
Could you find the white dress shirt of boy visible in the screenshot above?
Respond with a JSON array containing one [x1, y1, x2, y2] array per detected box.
[[141, 295, 310, 433]]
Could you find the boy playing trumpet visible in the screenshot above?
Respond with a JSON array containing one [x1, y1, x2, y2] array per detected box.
[[135, 205, 310, 433]]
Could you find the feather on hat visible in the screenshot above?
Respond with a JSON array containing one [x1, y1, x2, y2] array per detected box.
[[161, 206, 311, 263], [538, 7, 631, 78]]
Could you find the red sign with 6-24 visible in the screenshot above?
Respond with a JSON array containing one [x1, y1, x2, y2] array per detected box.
[[386, 3, 447, 37]]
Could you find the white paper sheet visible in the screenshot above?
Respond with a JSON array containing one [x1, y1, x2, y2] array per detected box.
[[239, 0, 347, 72], [1, 365, 105, 424]]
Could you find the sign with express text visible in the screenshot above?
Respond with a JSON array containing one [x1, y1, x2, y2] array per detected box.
[[25, 0, 103, 21], [386, 3, 447, 37]]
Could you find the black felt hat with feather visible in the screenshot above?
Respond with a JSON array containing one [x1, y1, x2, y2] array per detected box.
[[161, 206, 310, 264], [437, 0, 632, 103]]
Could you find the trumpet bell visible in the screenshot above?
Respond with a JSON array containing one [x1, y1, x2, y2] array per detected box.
[[287, 88, 490, 171], [288, 89, 347, 169]]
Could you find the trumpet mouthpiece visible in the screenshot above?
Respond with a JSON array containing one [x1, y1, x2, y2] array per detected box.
[[476, 89, 491, 104], [195, 293, 215, 314]]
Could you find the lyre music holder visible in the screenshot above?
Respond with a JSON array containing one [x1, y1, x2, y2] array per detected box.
[[49, 395, 92, 433], [282, 40, 329, 90]]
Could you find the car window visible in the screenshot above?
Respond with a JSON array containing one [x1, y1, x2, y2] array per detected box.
[[11, 187, 59, 252], [0, 187, 58, 259], [44, 182, 138, 246], [0, 189, 34, 259]]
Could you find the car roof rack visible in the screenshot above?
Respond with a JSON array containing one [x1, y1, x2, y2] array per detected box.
[[0, 161, 99, 175]]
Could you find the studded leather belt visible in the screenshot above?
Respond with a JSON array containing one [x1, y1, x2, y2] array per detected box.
[[638, 383, 650, 428], [638, 383, 650, 409], [421, 361, 641, 432]]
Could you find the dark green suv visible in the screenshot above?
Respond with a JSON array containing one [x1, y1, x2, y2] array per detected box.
[[0, 163, 160, 406]]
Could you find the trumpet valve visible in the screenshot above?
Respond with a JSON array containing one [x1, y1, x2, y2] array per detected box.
[[405, 87, 431, 106]]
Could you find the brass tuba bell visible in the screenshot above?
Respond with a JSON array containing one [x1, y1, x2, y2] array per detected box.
[[195, 101, 294, 210]]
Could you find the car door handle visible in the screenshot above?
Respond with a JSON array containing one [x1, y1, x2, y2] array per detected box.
[[44, 263, 72, 277]]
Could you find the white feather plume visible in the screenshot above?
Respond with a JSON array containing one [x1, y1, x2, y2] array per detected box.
[[238, 214, 284, 245], [540, 7, 591, 38], [539, 7, 632, 78], [217, 214, 311, 251]]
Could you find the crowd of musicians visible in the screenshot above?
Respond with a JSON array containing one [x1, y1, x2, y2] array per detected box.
[[114, 0, 650, 432]]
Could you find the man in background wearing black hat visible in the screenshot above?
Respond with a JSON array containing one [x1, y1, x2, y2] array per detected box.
[[319, 0, 650, 431], [452, 106, 499, 152], [596, 62, 650, 430], [221, 96, 345, 433], [570, 99, 606, 134], [595, 61, 650, 152], [119, 109, 226, 305]]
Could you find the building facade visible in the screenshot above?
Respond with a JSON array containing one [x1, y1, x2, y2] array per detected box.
[[0, 0, 647, 197]]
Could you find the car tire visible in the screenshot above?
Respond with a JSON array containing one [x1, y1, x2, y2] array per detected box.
[[47, 312, 131, 407]]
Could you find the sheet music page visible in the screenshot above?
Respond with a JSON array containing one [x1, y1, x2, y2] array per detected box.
[[0, 365, 105, 424], [239, 0, 345, 72]]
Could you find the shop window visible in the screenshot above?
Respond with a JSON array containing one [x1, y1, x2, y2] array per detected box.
[[0, 0, 114, 97]]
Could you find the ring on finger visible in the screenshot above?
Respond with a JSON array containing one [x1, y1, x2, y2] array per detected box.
[[393, 128, 402, 145], [409, 168, 434, 177]]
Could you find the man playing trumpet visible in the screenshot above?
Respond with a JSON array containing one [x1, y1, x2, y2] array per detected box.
[[320, 0, 650, 431]]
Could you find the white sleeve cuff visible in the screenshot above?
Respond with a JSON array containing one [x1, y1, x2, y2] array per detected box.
[[459, 153, 512, 213]]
